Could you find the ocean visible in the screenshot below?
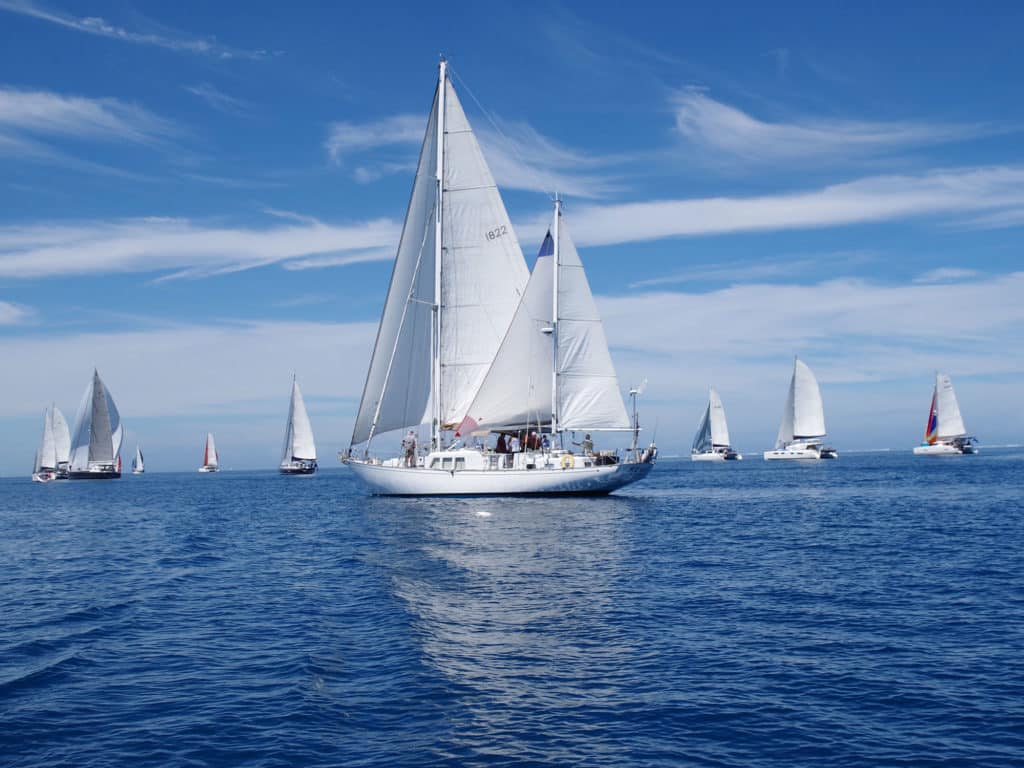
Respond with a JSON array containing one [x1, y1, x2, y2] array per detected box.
[[2, 450, 1022, 767]]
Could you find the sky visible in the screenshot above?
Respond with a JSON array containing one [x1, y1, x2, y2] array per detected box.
[[1, 0, 1023, 474]]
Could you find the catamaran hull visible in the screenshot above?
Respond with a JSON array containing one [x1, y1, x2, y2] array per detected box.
[[691, 451, 742, 462], [913, 442, 976, 456], [346, 459, 654, 496], [764, 448, 826, 461], [280, 465, 317, 475], [69, 470, 121, 479]]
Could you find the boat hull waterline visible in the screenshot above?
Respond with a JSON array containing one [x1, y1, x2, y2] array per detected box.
[[345, 457, 654, 496]]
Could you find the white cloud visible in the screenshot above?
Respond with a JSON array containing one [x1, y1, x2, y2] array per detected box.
[[913, 267, 980, 284], [672, 88, 984, 164], [281, 248, 394, 271], [0, 300, 32, 324], [183, 83, 250, 115], [0, 86, 179, 145], [627, 252, 872, 289], [0, 215, 401, 279], [0, 0, 271, 59], [565, 166, 1024, 247], [325, 115, 423, 164]]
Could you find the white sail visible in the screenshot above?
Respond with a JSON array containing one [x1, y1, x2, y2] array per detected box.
[[69, 370, 122, 471], [282, 378, 317, 463], [52, 406, 71, 466], [555, 214, 630, 431], [708, 388, 731, 447], [350, 64, 528, 447], [37, 407, 57, 469], [204, 433, 218, 468], [935, 372, 967, 438], [692, 400, 712, 453], [792, 358, 826, 439], [133, 445, 144, 471], [457, 243, 554, 433], [775, 374, 795, 448]]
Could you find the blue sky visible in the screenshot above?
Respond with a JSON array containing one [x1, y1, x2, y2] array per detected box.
[[1, 0, 1023, 473]]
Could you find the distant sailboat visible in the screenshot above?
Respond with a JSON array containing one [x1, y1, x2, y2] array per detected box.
[[69, 370, 123, 479], [132, 445, 145, 474], [764, 357, 837, 461], [198, 433, 219, 472], [280, 377, 317, 474], [32, 404, 71, 482], [913, 373, 977, 455], [691, 388, 741, 461]]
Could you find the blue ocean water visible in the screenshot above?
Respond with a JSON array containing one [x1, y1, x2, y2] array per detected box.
[[2, 451, 1023, 767]]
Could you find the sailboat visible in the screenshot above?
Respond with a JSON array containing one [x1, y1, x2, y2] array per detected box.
[[691, 389, 742, 461], [32, 404, 71, 482], [280, 377, 317, 474], [764, 357, 837, 460], [69, 370, 123, 479], [131, 445, 145, 474], [913, 373, 978, 455], [342, 60, 656, 495], [198, 433, 219, 472]]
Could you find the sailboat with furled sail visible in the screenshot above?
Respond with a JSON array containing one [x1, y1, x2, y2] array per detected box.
[[69, 370, 123, 479], [32, 404, 71, 482], [913, 372, 977, 455], [691, 388, 741, 461], [198, 433, 219, 472], [764, 357, 837, 460], [280, 376, 317, 474], [342, 60, 655, 495]]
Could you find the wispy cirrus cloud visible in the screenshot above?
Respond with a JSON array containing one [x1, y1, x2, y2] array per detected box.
[[0, 300, 32, 325], [672, 88, 988, 165], [627, 252, 873, 289], [564, 166, 1024, 247], [0, 0, 273, 59], [913, 267, 981, 284], [0, 86, 179, 145], [326, 112, 619, 197], [183, 83, 251, 115], [0, 214, 400, 280]]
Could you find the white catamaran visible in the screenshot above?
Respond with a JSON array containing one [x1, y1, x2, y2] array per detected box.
[[913, 372, 978, 455], [280, 377, 317, 474], [198, 433, 219, 472], [32, 404, 71, 482], [764, 357, 837, 461], [342, 60, 656, 495], [691, 388, 741, 461], [69, 369, 123, 479], [132, 445, 145, 474]]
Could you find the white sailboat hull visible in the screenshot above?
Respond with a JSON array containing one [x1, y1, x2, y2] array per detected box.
[[764, 443, 836, 461], [346, 455, 654, 496], [913, 442, 976, 456], [691, 450, 743, 462], [197, 465, 219, 473]]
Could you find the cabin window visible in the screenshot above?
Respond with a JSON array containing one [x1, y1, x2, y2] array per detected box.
[[429, 458, 440, 469], [442, 457, 453, 470], [488, 456, 499, 470], [454, 457, 466, 471]]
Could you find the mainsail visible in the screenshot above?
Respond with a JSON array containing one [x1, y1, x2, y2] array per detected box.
[[203, 433, 218, 468], [281, 378, 317, 463], [934, 373, 966, 439], [52, 406, 70, 467], [37, 408, 57, 470], [775, 358, 826, 448], [69, 370, 123, 471], [459, 204, 630, 434], [350, 61, 529, 448]]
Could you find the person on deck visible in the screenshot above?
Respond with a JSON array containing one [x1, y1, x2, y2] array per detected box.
[[401, 430, 417, 467], [509, 435, 520, 453], [496, 434, 507, 454], [573, 433, 594, 455]]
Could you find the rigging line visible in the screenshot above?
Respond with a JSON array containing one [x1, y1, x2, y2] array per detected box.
[[448, 64, 555, 201]]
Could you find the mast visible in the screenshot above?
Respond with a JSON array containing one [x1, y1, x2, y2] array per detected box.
[[551, 196, 561, 437], [431, 56, 447, 452]]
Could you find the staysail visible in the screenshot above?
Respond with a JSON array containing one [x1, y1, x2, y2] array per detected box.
[[350, 61, 529, 448], [69, 370, 123, 471], [934, 373, 966, 439], [459, 204, 629, 434], [282, 378, 317, 463]]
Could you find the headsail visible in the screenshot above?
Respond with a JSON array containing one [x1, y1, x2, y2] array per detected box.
[[708, 388, 731, 447], [350, 62, 529, 448], [37, 407, 57, 470], [204, 433, 218, 468], [924, 387, 939, 444], [934, 372, 966, 438], [692, 400, 712, 453]]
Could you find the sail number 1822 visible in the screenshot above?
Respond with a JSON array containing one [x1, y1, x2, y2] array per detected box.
[[486, 225, 508, 241]]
